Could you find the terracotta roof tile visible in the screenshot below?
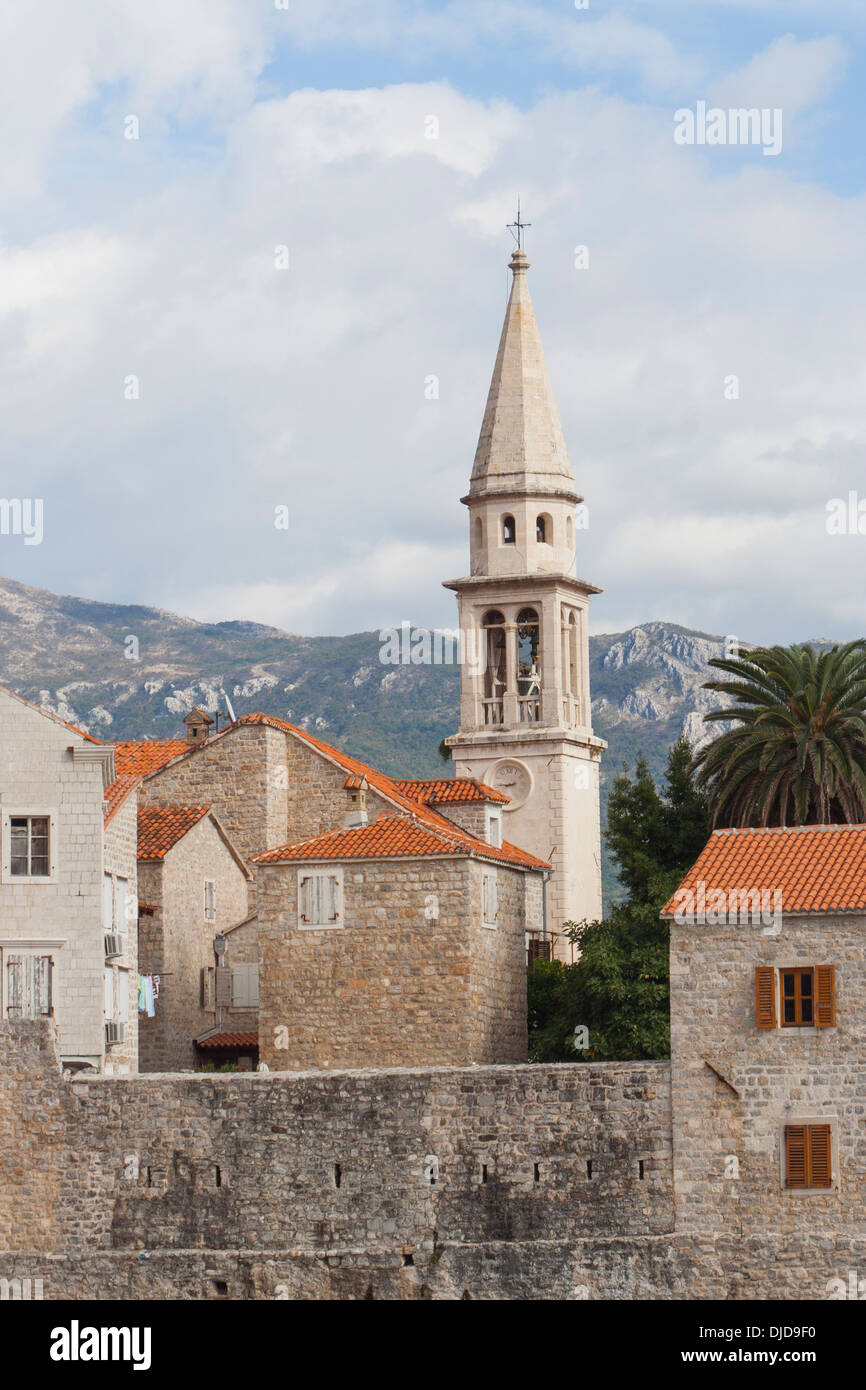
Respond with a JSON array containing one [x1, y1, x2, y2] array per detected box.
[[252, 813, 548, 871], [661, 824, 866, 917], [197, 1032, 258, 1050], [103, 775, 140, 826], [393, 777, 510, 805], [138, 805, 211, 860], [115, 739, 188, 777], [237, 714, 540, 864]]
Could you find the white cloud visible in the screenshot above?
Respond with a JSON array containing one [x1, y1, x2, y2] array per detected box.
[[708, 34, 848, 117], [0, 23, 863, 646]]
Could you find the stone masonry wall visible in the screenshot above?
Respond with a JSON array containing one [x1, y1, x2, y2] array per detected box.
[[3, 1022, 863, 1299], [0, 690, 107, 1065], [257, 855, 530, 1070], [137, 817, 250, 1071], [0, 1024, 672, 1284], [670, 913, 866, 1245], [139, 724, 287, 866]]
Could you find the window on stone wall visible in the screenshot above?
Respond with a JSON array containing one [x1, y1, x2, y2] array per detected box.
[[755, 965, 836, 1029], [204, 879, 216, 923], [3, 951, 53, 1019], [298, 870, 343, 927], [785, 1124, 832, 1189], [9, 815, 50, 877]]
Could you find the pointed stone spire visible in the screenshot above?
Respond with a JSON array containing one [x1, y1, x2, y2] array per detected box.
[[469, 247, 577, 501]]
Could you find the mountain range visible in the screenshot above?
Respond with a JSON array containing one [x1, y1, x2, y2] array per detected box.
[[0, 574, 797, 902]]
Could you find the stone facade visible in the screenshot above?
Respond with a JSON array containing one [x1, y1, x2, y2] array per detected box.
[[103, 787, 139, 1074], [0, 686, 134, 1071], [3, 1018, 863, 1299], [138, 723, 289, 866], [669, 911, 866, 1248], [258, 855, 537, 1070], [138, 814, 251, 1072]]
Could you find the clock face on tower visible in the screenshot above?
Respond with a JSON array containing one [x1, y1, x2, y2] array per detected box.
[[489, 758, 533, 810]]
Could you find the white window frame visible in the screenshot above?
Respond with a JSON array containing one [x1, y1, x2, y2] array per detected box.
[[2, 949, 53, 1019], [486, 808, 503, 848], [297, 868, 344, 929], [482, 870, 499, 929], [204, 879, 216, 923], [1, 809, 57, 885]]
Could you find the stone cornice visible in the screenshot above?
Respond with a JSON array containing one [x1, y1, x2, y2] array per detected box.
[[442, 572, 603, 597]]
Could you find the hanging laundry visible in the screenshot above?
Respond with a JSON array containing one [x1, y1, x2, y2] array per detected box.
[[137, 975, 146, 1012], [143, 976, 155, 1018], [152, 974, 160, 1001]]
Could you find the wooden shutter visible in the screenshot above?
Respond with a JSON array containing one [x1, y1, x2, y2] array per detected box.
[[33, 956, 52, 1017], [5, 956, 23, 1016], [785, 1125, 806, 1187], [807, 1125, 832, 1188], [327, 875, 340, 922], [116, 879, 129, 934], [215, 966, 232, 1006], [103, 875, 114, 932], [755, 966, 776, 1028], [201, 966, 215, 1008], [815, 966, 836, 1027], [299, 874, 312, 923], [232, 964, 260, 1008], [785, 1123, 832, 1189]]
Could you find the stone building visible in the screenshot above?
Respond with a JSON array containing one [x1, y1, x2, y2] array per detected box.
[[0, 685, 138, 1072], [253, 804, 546, 1070], [662, 823, 866, 1274], [115, 712, 550, 1070], [195, 910, 259, 1070], [136, 805, 251, 1072], [443, 245, 605, 957]]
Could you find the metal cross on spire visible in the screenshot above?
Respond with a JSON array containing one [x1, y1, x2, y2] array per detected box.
[[507, 197, 531, 250]]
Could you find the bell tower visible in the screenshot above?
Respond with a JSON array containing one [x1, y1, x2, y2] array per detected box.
[[443, 235, 605, 957]]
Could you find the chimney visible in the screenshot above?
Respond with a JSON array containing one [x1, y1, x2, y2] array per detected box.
[[183, 707, 214, 747], [342, 774, 369, 828]]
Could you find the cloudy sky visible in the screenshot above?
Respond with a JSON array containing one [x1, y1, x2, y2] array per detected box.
[[1, 0, 864, 643]]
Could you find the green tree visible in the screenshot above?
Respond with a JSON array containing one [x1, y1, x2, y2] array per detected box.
[[527, 737, 709, 1062], [693, 640, 866, 827]]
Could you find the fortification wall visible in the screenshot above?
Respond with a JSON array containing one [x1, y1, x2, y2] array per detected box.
[[3, 1023, 863, 1299]]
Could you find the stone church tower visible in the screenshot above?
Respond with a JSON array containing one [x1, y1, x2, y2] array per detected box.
[[444, 243, 605, 957]]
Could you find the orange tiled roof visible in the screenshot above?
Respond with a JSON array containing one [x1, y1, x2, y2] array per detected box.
[[236, 713, 547, 871], [661, 824, 866, 917], [103, 775, 140, 825], [114, 739, 188, 777], [252, 813, 548, 870], [115, 711, 545, 873], [393, 777, 510, 805], [197, 1032, 258, 1050], [137, 805, 211, 860]]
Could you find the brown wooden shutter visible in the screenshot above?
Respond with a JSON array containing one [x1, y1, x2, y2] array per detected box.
[[785, 1123, 832, 1189], [785, 1125, 806, 1188], [807, 1125, 832, 1188], [755, 966, 776, 1028], [815, 966, 836, 1027]]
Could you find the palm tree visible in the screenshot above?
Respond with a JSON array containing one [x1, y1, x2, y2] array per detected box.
[[693, 640, 866, 827]]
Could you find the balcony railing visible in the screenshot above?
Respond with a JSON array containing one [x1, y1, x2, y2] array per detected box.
[[483, 698, 504, 726], [518, 696, 540, 723]]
